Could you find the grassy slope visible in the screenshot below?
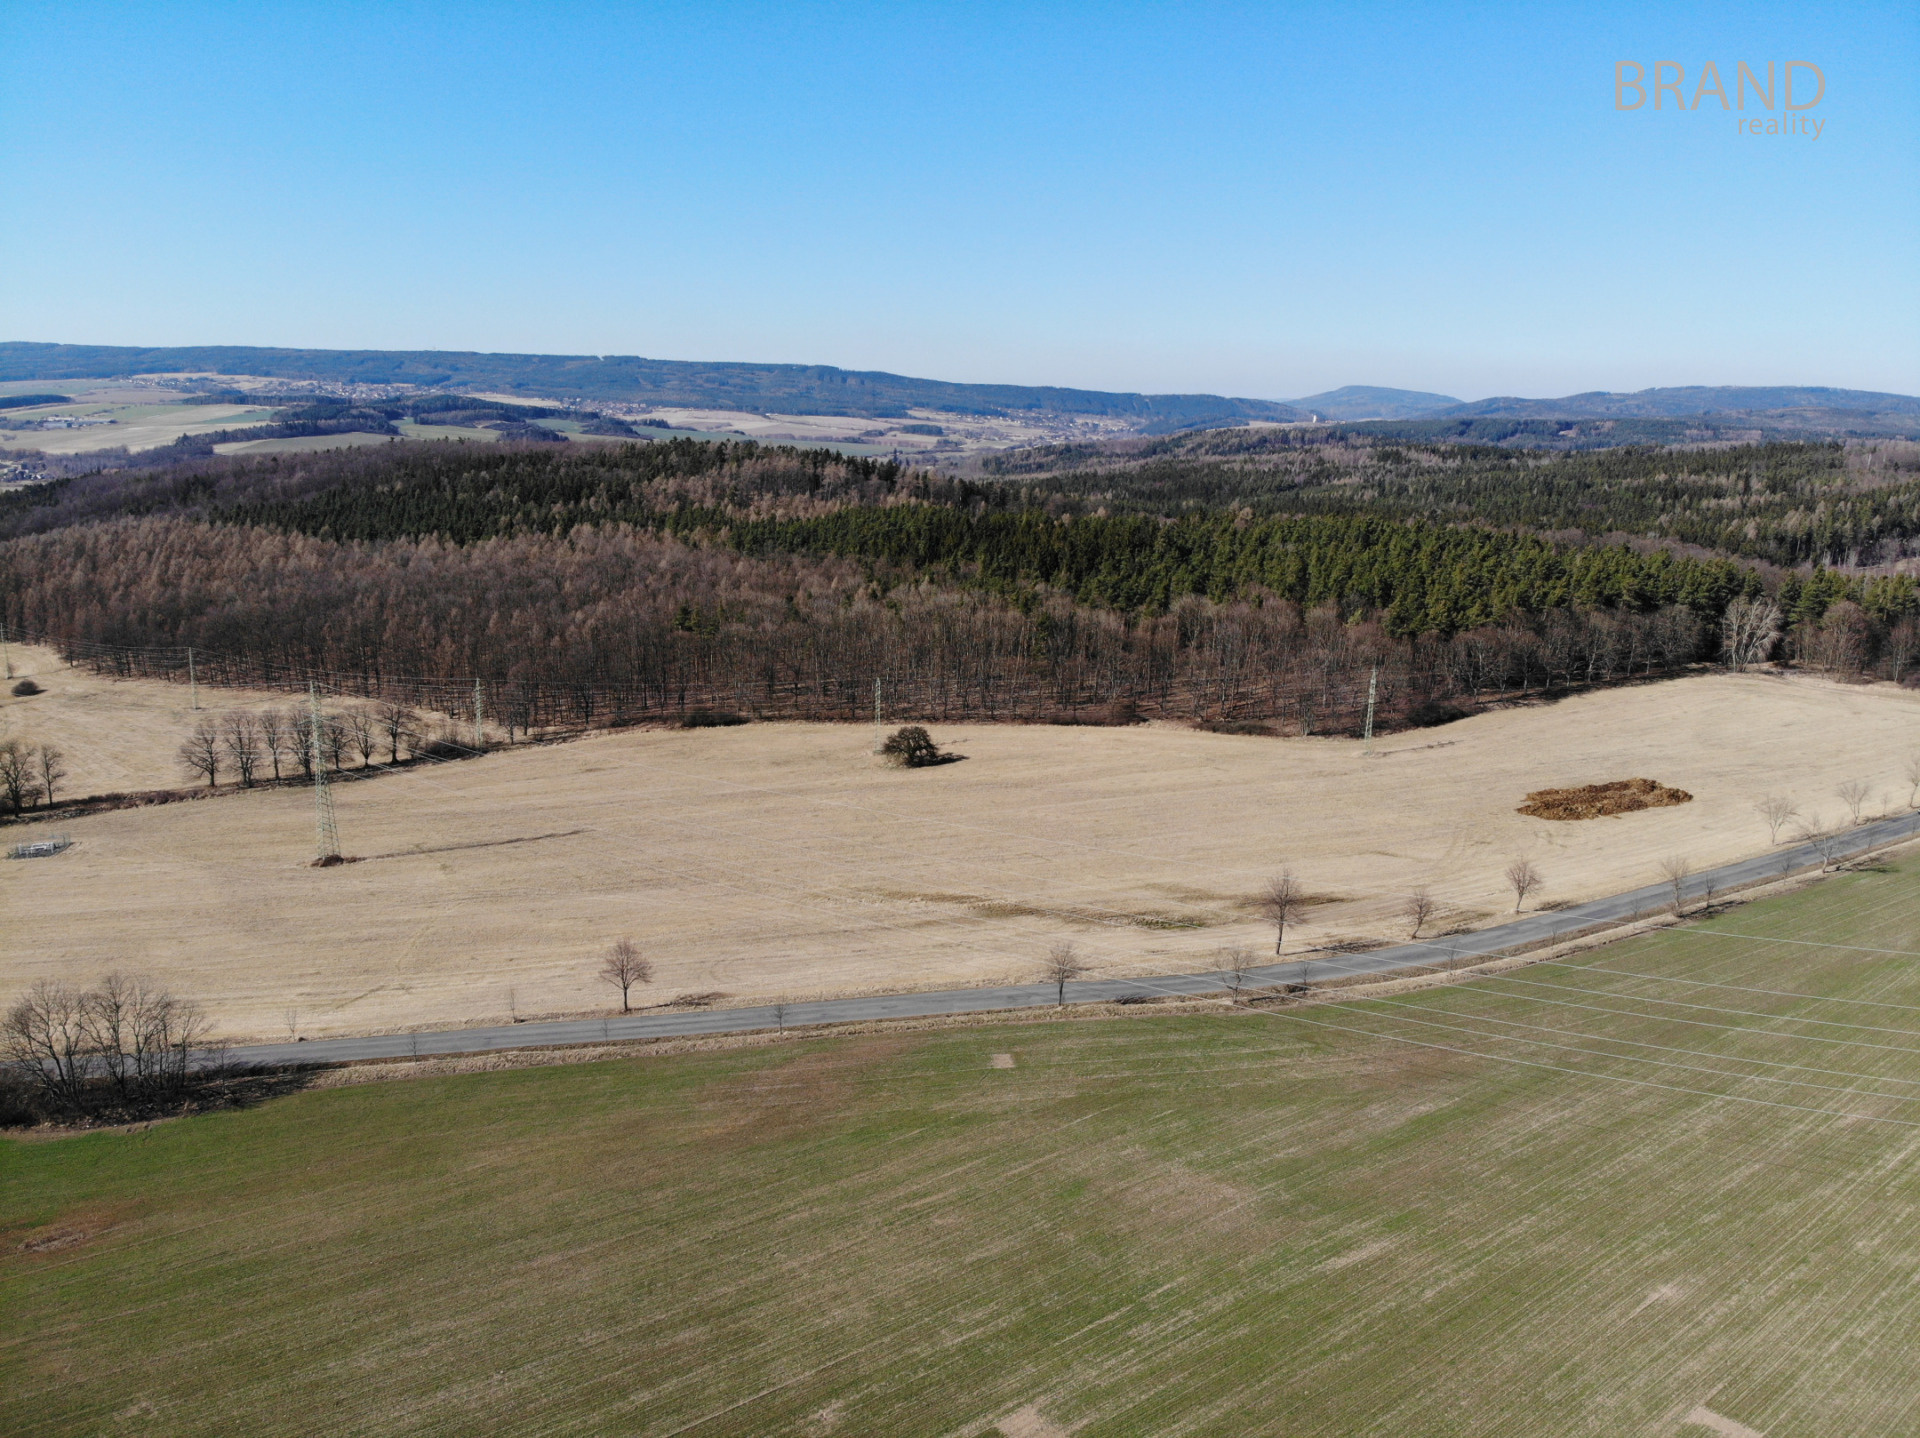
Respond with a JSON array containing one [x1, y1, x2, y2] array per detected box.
[[7, 863, 1920, 1436]]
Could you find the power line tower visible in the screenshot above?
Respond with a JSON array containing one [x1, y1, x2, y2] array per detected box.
[[1363, 664, 1379, 755], [473, 678, 484, 751], [872, 675, 884, 752], [309, 682, 339, 864]]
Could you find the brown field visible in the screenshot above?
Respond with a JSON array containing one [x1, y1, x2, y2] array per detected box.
[[0, 646, 302, 797], [4, 654, 1918, 1043]]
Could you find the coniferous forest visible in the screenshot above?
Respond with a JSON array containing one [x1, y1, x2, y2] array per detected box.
[[4, 434, 1917, 737]]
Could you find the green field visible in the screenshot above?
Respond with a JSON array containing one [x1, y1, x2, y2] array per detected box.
[[8, 864, 1920, 1436]]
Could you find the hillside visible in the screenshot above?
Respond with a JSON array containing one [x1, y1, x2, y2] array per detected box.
[[0, 342, 1302, 429]]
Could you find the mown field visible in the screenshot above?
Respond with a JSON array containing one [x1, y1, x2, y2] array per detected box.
[[8, 857, 1920, 1436]]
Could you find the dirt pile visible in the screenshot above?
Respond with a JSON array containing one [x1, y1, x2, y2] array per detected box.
[[1519, 778, 1693, 821]]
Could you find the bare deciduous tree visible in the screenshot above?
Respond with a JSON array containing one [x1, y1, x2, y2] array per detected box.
[[1402, 888, 1437, 939], [344, 706, 380, 768], [258, 709, 291, 781], [598, 938, 652, 1013], [1836, 780, 1871, 826], [0, 740, 39, 813], [221, 711, 262, 787], [1721, 595, 1783, 671], [377, 700, 414, 764], [3, 979, 92, 1110], [1256, 870, 1306, 956], [1221, 946, 1257, 998], [1798, 823, 1844, 872], [1904, 754, 1920, 811], [177, 719, 222, 788], [1658, 855, 1693, 916], [1504, 859, 1542, 913], [1043, 940, 1088, 1006], [1757, 794, 1800, 844], [36, 744, 65, 808]]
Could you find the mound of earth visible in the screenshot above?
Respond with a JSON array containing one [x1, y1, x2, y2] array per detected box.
[[1519, 778, 1693, 821]]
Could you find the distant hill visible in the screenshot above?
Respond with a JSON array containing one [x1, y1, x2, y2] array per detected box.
[[1433, 385, 1920, 421], [1286, 386, 1462, 420], [0, 342, 1302, 430]]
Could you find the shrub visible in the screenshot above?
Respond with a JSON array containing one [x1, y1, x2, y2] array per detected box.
[[681, 709, 749, 728], [10, 679, 43, 696], [881, 725, 943, 767]]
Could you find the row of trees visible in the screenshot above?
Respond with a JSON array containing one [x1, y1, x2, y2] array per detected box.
[[175, 703, 432, 789]]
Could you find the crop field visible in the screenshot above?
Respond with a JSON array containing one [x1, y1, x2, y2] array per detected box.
[[7, 861, 1920, 1435], [7, 652, 1920, 1041]]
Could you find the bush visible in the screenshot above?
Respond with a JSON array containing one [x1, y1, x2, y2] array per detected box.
[[880, 725, 944, 767], [10, 679, 43, 696], [681, 709, 749, 728]]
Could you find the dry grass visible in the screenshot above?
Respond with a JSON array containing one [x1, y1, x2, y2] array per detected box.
[[6, 658, 1920, 1042], [6, 862, 1920, 1435]]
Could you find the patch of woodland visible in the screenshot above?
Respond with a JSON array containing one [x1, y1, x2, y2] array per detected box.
[[1518, 779, 1694, 821], [0, 975, 312, 1130]]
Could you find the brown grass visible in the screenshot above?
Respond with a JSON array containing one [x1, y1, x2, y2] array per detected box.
[[7, 660, 1919, 1043], [1519, 778, 1695, 821]]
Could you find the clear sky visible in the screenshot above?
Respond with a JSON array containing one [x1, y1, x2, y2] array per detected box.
[[3, 1, 1916, 400]]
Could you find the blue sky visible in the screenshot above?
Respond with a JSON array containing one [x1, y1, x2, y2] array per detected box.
[[3, 1, 1915, 399]]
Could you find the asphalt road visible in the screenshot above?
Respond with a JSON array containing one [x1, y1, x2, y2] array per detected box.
[[225, 810, 1920, 1070]]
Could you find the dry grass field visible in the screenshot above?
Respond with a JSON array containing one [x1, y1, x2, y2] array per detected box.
[[5, 646, 1920, 1042], [7, 862, 1920, 1435], [0, 646, 299, 798]]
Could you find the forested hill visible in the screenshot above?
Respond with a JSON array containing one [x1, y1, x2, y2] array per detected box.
[[0, 436, 1872, 636], [0, 342, 1301, 427]]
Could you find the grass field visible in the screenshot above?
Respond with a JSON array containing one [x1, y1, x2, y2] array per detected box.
[[7, 859, 1920, 1435], [7, 645, 1920, 1042]]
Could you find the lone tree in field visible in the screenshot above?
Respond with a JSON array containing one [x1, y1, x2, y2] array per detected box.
[[377, 700, 413, 764], [1402, 887, 1437, 939], [880, 725, 944, 768], [1658, 855, 1693, 916], [598, 939, 652, 1014], [35, 745, 65, 809], [177, 719, 222, 789], [1504, 859, 1542, 913], [1836, 780, 1871, 826], [1757, 794, 1800, 844], [1256, 870, 1306, 956], [1043, 940, 1088, 1006]]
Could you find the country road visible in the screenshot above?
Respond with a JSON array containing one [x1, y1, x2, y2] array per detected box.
[[224, 810, 1920, 1069]]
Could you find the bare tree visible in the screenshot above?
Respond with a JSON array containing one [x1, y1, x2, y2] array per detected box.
[[1905, 754, 1920, 810], [1504, 859, 1543, 913], [1256, 870, 1307, 956], [1043, 940, 1088, 1006], [1658, 855, 1693, 916], [598, 938, 652, 1013], [1757, 794, 1799, 844], [1798, 822, 1844, 872], [344, 706, 380, 768], [284, 1006, 300, 1042], [1836, 780, 1871, 826], [1221, 946, 1257, 999], [1721, 596, 1783, 671], [177, 719, 222, 788], [259, 709, 291, 781], [377, 700, 414, 764], [772, 1001, 788, 1030], [36, 744, 66, 808], [0, 740, 38, 813], [3, 979, 93, 1110], [221, 711, 262, 787], [1402, 887, 1437, 939]]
